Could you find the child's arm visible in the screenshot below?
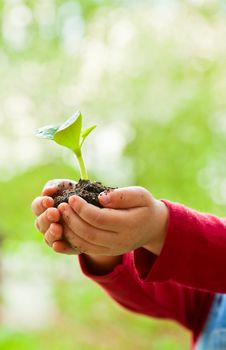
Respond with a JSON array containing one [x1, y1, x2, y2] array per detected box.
[[33, 180, 226, 294], [32, 182, 214, 343], [136, 200, 226, 294], [80, 255, 122, 275]]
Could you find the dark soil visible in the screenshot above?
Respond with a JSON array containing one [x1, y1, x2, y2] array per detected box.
[[52, 179, 115, 208]]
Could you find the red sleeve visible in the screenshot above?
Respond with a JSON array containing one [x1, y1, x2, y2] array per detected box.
[[78, 252, 213, 340], [134, 200, 226, 294]]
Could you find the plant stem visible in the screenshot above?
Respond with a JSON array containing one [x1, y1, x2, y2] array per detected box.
[[76, 151, 88, 179]]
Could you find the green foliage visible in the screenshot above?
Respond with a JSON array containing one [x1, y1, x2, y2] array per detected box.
[[36, 112, 96, 179], [0, 283, 188, 350], [2, 1, 226, 349], [0, 329, 39, 350], [0, 162, 79, 242]]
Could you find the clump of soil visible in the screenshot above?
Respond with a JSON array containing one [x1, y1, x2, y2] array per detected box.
[[52, 179, 115, 208]]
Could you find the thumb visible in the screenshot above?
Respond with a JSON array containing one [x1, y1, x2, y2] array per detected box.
[[98, 187, 152, 209]]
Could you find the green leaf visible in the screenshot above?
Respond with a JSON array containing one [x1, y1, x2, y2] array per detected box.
[[35, 125, 59, 139], [81, 125, 96, 147], [53, 111, 82, 154], [35, 111, 96, 179]]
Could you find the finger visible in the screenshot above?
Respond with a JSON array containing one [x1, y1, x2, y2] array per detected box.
[[67, 196, 123, 231], [98, 187, 152, 209], [31, 196, 54, 216], [35, 207, 61, 233], [52, 240, 78, 255], [59, 204, 116, 247], [44, 223, 63, 247], [63, 223, 111, 255], [42, 179, 76, 196]]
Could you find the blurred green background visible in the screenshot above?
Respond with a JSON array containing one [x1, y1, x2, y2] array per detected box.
[[1, 0, 226, 349]]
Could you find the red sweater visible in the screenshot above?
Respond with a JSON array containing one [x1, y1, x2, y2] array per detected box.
[[79, 200, 226, 348]]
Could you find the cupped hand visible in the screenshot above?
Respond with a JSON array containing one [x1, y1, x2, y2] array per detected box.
[[57, 186, 168, 256], [31, 179, 80, 254]]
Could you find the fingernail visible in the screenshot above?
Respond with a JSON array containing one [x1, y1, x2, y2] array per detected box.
[[69, 196, 76, 205], [99, 191, 110, 204], [59, 203, 68, 213], [42, 199, 49, 208]]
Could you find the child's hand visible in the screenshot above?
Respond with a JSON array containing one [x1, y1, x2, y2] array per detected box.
[[31, 179, 79, 254], [32, 181, 168, 257], [56, 186, 168, 256]]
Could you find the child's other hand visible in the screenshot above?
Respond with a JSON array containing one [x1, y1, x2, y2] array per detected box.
[[31, 179, 80, 254], [57, 187, 168, 256]]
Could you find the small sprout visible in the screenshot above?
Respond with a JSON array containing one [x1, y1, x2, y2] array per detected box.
[[36, 111, 96, 179]]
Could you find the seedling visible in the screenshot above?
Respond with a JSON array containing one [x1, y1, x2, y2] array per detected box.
[[36, 111, 113, 207], [36, 111, 96, 180]]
